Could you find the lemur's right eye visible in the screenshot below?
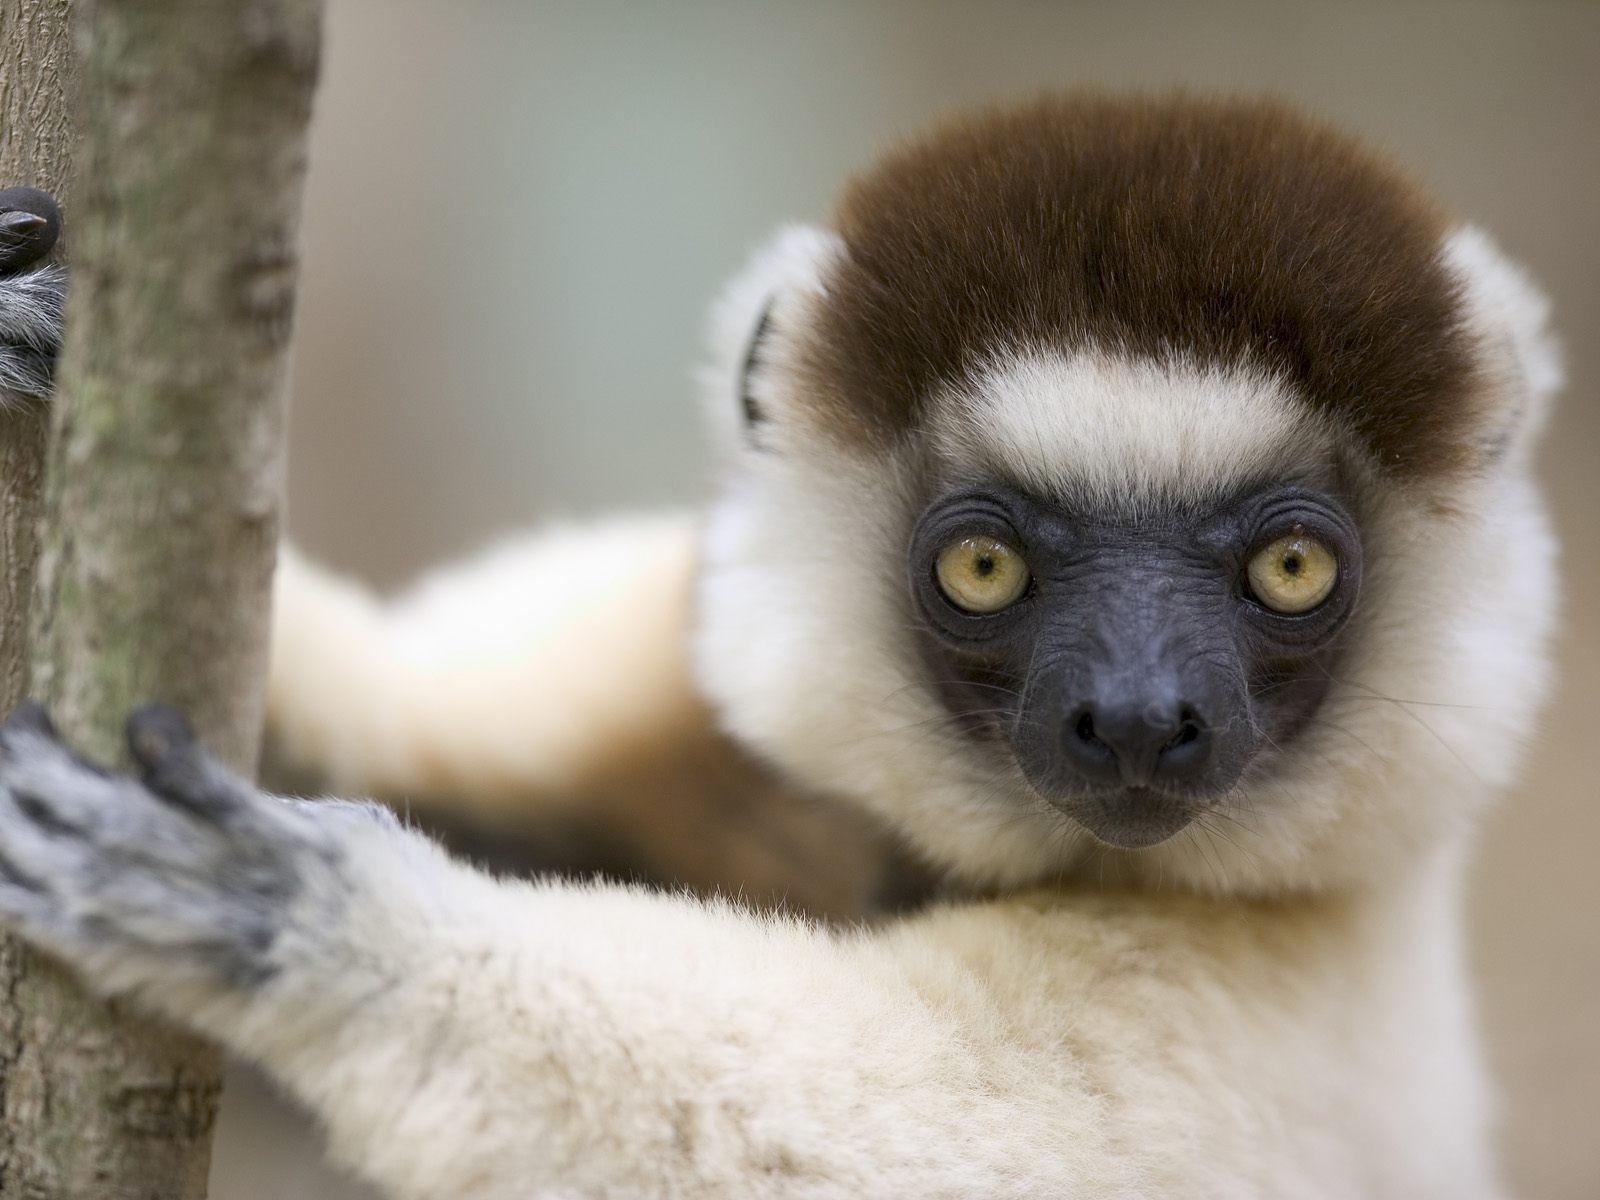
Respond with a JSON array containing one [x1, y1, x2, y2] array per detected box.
[[934, 536, 1031, 614]]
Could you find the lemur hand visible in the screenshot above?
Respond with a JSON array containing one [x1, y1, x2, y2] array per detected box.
[[0, 186, 66, 400], [0, 702, 390, 1004]]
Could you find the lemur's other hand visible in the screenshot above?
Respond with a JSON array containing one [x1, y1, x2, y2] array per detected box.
[[0, 185, 66, 400]]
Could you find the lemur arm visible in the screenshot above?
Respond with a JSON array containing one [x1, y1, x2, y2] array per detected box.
[[0, 707, 1115, 1200], [266, 515, 704, 816], [267, 531, 913, 914]]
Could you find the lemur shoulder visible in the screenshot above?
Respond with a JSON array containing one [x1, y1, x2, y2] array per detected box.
[[0, 92, 1560, 1198]]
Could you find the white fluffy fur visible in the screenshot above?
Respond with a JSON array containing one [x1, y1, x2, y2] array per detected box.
[[1442, 225, 1564, 464], [935, 349, 1325, 510], [75, 222, 1554, 1198], [268, 512, 701, 821], [0, 718, 1503, 1198], [0, 264, 66, 401], [103, 821, 1503, 1199]]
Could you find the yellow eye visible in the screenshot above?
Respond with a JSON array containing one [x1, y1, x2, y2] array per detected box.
[[1247, 532, 1338, 614], [934, 535, 1030, 614]]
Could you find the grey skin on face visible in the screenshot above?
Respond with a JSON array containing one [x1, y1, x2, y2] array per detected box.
[[908, 482, 1362, 849]]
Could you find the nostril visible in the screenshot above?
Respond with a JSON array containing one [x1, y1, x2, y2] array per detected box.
[[1074, 711, 1100, 746], [1156, 706, 1210, 766], [1161, 714, 1202, 753], [1057, 705, 1122, 784]]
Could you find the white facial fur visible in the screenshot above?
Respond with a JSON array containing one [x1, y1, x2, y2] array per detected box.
[[933, 349, 1327, 512], [694, 225, 1560, 896]]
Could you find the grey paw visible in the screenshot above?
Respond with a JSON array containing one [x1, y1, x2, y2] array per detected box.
[[0, 702, 328, 993], [0, 186, 65, 401]]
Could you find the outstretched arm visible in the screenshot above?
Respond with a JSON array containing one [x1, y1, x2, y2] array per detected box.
[[268, 536, 912, 915], [0, 706, 1109, 1200], [266, 515, 702, 814]]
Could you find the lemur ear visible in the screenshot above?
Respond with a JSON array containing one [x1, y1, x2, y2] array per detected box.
[[1441, 226, 1563, 469], [700, 224, 845, 456]]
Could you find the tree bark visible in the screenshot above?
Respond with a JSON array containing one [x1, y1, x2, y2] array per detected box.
[[0, 0, 322, 1195], [0, 0, 72, 790], [0, 0, 80, 1194]]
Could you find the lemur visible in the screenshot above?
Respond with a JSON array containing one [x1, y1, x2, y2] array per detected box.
[[0, 93, 1561, 1198]]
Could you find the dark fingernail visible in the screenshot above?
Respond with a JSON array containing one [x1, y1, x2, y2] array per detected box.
[[126, 704, 196, 765], [131, 724, 169, 762], [0, 212, 47, 235], [0, 187, 62, 271], [0, 186, 61, 222]]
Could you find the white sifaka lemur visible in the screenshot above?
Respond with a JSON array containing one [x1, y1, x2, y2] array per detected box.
[[0, 93, 1563, 1197]]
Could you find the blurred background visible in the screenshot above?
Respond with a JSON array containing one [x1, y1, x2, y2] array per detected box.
[[211, 1, 1599, 1197]]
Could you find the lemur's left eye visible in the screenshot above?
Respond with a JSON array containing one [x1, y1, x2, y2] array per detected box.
[[934, 536, 1030, 614], [1246, 531, 1338, 614]]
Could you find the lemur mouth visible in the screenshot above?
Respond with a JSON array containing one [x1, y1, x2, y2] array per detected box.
[[1049, 785, 1213, 851]]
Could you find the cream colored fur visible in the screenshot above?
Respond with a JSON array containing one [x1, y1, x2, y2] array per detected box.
[[936, 350, 1326, 512], [198, 221, 1558, 1198], [267, 512, 701, 823], [105, 829, 1496, 1199]]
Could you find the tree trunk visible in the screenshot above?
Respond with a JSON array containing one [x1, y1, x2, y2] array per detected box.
[[0, 0, 323, 1195], [0, 0, 80, 1193], [0, 0, 73, 790]]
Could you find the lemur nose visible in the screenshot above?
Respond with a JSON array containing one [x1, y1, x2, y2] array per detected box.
[[1061, 699, 1212, 788]]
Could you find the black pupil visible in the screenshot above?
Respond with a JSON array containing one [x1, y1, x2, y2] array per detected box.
[[1283, 553, 1302, 576], [975, 554, 995, 577]]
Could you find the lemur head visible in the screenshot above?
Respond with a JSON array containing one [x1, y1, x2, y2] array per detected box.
[[694, 93, 1561, 896]]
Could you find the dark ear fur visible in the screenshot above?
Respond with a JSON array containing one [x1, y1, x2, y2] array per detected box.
[[739, 299, 775, 436]]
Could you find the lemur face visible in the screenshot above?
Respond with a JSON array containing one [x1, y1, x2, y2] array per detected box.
[[905, 475, 1362, 851], [695, 94, 1560, 894]]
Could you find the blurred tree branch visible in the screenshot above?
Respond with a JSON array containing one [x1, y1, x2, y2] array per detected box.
[[0, 0, 322, 1194]]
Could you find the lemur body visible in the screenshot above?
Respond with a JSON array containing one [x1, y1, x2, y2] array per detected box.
[[0, 94, 1560, 1198]]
